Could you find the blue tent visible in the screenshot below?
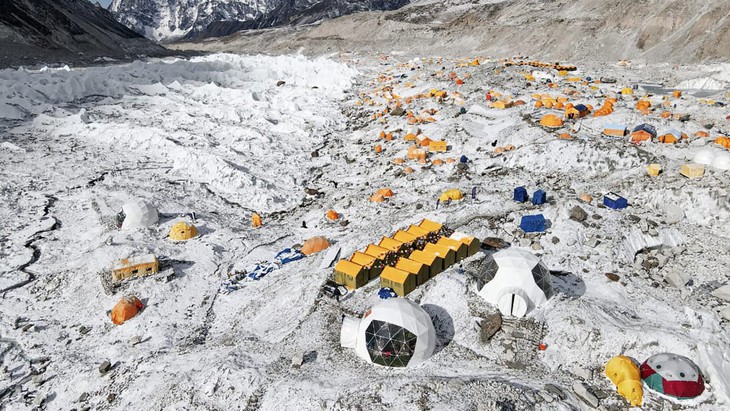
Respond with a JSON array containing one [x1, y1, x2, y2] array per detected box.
[[520, 214, 546, 232], [514, 186, 528, 203], [603, 192, 628, 209], [574, 104, 589, 113], [532, 189, 546, 205]]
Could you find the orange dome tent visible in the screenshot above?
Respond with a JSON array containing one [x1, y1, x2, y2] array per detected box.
[[370, 188, 394, 202], [694, 131, 709, 138], [539, 114, 563, 128], [326, 209, 339, 220], [301, 236, 330, 256], [252, 213, 262, 228], [111, 296, 144, 325]]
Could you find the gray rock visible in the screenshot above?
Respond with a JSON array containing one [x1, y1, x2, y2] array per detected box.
[[482, 237, 506, 249], [478, 312, 502, 343], [415, 203, 423, 210], [99, 360, 111, 374], [79, 392, 90, 403], [712, 284, 730, 302], [531, 242, 543, 251], [456, 162, 468, 171], [572, 382, 599, 408], [276, 80, 286, 87], [569, 206, 588, 222], [551, 236, 560, 244], [720, 306, 730, 321], [390, 107, 405, 116], [129, 336, 141, 346], [664, 204, 684, 224], [544, 383, 567, 400], [291, 353, 304, 369]]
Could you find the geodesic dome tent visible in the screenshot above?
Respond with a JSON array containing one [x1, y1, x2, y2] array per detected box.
[[119, 200, 158, 230], [474, 248, 552, 317], [340, 298, 436, 368]]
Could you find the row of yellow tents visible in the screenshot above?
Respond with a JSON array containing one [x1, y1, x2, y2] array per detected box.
[[333, 219, 479, 296]]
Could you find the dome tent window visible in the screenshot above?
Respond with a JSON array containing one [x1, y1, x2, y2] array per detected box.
[[365, 320, 418, 367]]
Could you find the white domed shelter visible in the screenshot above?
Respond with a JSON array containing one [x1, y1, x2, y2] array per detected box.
[[475, 248, 552, 317], [119, 200, 159, 230], [340, 298, 436, 367]]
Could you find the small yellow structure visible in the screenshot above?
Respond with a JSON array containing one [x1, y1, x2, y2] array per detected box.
[[439, 189, 464, 202], [364, 244, 396, 265], [409, 249, 444, 278], [380, 266, 417, 297], [647, 164, 662, 176], [252, 212, 262, 228], [392, 230, 418, 248], [605, 355, 643, 407], [680, 163, 705, 179], [406, 224, 430, 239], [429, 140, 448, 152], [395, 258, 430, 286], [378, 237, 407, 255], [112, 254, 159, 282], [334, 259, 368, 290], [450, 233, 481, 256], [621, 87, 634, 95], [436, 237, 468, 262], [423, 243, 456, 268], [418, 219, 443, 235], [350, 251, 382, 280], [169, 221, 198, 241]]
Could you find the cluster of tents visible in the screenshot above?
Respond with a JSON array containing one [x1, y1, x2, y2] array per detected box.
[[333, 219, 479, 296]]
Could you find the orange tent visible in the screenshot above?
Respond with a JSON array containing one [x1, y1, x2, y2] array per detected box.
[[404, 166, 414, 174], [559, 133, 572, 140], [694, 131, 709, 138], [636, 100, 651, 115], [715, 136, 730, 149], [370, 188, 394, 202], [392, 158, 405, 164], [432, 158, 444, 165], [326, 209, 339, 220], [539, 114, 563, 128], [301, 237, 330, 256], [252, 213, 262, 228], [111, 296, 144, 325]]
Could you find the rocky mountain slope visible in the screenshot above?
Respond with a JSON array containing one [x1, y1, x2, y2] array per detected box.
[[173, 0, 730, 64], [0, 0, 170, 68], [110, 0, 410, 42]]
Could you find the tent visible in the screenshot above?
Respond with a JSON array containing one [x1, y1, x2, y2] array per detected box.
[[658, 129, 684, 144], [423, 243, 456, 268], [631, 124, 657, 143], [450, 232, 481, 256], [370, 188, 395, 202], [301, 236, 330, 255], [169, 221, 198, 241], [111, 296, 144, 325], [621, 87, 634, 95], [640, 353, 705, 399], [605, 355, 643, 407], [539, 114, 563, 128], [429, 140, 447, 152], [378, 237, 407, 255], [350, 251, 383, 279], [438, 189, 464, 202], [119, 200, 158, 230], [112, 254, 158, 282], [408, 249, 444, 278], [326, 210, 340, 221], [715, 136, 730, 149], [418, 219, 444, 236], [252, 212, 262, 228], [334, 259, 368, 290], [381, 266, 417, 296], [603, 123, 628, 138], [474, 248, 552, 317], [340, 298, 436, 368], [436, 237, 468, 262], [395, 258, 430, 286]]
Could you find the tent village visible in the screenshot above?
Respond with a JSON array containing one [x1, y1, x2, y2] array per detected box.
[[3, 52, 730, 410]]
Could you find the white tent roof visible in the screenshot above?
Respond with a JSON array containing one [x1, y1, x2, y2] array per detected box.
[[121, 199, 159, 229], [477, 248, 552, 317], [343, 298, 436, 367]]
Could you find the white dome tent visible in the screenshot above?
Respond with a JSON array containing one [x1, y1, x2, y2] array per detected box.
[[340, 298, 436, 367], [119, 199, 159, 230], [475, 248, 552, 317]]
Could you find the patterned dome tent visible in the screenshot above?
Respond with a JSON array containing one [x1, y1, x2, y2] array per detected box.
[[640, 353, 705, 399], [474, 248, 552, 317], [340, 298, 436, 368], [119, 200, 158, 230], [169, 221, 198, 241]]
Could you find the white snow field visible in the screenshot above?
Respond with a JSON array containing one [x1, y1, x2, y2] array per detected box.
[[1, 53, 730, 410]]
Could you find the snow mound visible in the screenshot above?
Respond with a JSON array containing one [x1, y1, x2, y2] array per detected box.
[[675, 77, 726, 91]]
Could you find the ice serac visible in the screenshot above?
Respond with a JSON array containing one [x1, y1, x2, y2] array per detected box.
[[110, 0, 410, 42], [0, 0, 169, 67]]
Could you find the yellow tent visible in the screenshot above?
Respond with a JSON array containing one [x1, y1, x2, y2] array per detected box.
[[395, 258, 430, 286], [605, 355, 643, 407], [418, 219, 443, 235], [252, 212, 262, 228], [169, 221, 198, 241], [378, 237, 406, 254], [423, 243, 456, 268], [301, 236, 330, 255], [409, 249, 444, 278], [439, 189, 464, 202], [380, 266, 416, 297], [436, 237, 468, 262], [334, 260, 368, 290], [621, 87, 634, 95], [539, 114, 563, 128], [350, 251, 382, 280]]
